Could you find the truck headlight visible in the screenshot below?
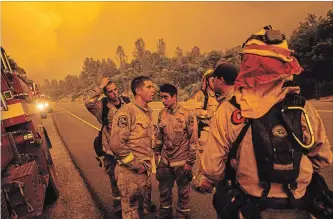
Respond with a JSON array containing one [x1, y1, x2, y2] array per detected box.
[[37, 103, 45, 110]]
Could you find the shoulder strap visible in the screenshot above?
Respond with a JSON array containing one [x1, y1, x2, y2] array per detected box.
[[229, 96, 240, 109], [202, 89, 209, 110], [225, 119, 251, 182], [101, 97, 110, 128], [224, 97, 250, 181], [121, 95, 130, 104], [229, 120, 250, 160], [228, 97, 248, 158]]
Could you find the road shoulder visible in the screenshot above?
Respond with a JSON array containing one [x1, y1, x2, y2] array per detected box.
[[42, 115, 103, 219]]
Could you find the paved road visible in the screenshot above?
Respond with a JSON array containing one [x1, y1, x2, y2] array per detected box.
[[51, 100, 333, 219], [42, 116, 103, 219]]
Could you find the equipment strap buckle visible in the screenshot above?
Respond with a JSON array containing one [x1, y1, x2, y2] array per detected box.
[[281, 106, 315, 149]]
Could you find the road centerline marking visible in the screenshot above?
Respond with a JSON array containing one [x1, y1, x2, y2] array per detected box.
[[62, 108, 157, 173], [63, 109, 99, 131]]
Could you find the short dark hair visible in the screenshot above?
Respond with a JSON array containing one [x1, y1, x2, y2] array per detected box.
[[103, 79, 114, 94], [212, 63, 238, 85], [131, 76, 152, 96], [159, 84, 177, 96]]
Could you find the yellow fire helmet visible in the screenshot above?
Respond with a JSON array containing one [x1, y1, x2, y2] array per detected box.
[[242, 25, 289, 50], [240, 25, 296, 63], [203, 69, 214, 78]]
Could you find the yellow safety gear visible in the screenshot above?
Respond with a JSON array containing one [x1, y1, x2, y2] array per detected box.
[[121, 152, 135, 164], [203, 69, 214, 78]]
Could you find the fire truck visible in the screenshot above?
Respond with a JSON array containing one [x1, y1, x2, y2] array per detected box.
[[1, 47, 59, 218]]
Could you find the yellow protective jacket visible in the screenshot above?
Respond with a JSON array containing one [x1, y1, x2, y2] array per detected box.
[[201, 81, 333, 199], [186, 88, 219, 151], [189, 88, 219, 128], [154, 104, 198, 167], [84, 87, 128, 155], [110, 102, 155, 171]]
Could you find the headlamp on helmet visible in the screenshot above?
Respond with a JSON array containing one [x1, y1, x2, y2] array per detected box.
[[203, 69, 214, 78], [242, 25, 286, 48]]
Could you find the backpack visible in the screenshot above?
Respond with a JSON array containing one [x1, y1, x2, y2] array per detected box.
[[214, 93, 333, 218], [197, 89, 209, 138], [215, 93, 306, 217], [230, 93, 307, 200], [93, 97, 109, 166], [120, 95, 130, 104], [251, 93, 306, 200], [93, 96, 130, 167]]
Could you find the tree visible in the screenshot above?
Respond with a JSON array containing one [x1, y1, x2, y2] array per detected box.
[[175, 46, 183, 58], [157, 38, 166, 56], [130, 59, 141, 73], [290, 10, 333, 98], [200, 50, 223, 69], [47, 11, 333, 101], [223, 46, 242, 69], [141, 50, 154, 72], [44, 79, 51, 89], [190, 46, 201, 59], [64, 74, 79, 94], [116, 45, 128, 72], [50, 79, 58, 89], [133, 38, 146, 60], [290, 14, 319, 71], [58, 80, 65, 90]]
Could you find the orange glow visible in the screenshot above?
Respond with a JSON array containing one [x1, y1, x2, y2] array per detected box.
[[1, 2, 330, 83]]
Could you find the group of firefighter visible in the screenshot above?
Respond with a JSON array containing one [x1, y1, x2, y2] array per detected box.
[[84, 25, 333, 219]]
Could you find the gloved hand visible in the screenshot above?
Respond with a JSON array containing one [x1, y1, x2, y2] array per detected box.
[[184, 164, 193, 182], [178, 164, 193, 186], [126, 158, 147, 174]]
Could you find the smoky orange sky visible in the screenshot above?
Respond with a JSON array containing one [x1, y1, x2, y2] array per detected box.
[[1, 2, 331, 84]]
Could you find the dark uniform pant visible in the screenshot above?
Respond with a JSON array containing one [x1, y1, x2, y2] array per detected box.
[[157, 165, 191, 219], [104, 155, 121, 212], [115, 165, 152, 219]]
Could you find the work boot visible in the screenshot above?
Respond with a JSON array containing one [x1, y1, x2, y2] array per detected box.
[[143, 201, 158, 215], [149, 202, 158, 212], [176, 207, 190, 219], [158, 207, 173, 219]]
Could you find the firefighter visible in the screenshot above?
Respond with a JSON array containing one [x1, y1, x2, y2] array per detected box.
[[191, 64, 237, 193], [84, 77, 129, 215], [187, 69, 220, 192], [212, 62, 238, 104], [154, 84, 198, 219], [110, 76, 157, 219], [200, 26, 333, 219]]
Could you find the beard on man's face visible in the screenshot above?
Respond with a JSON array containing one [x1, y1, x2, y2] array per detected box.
[[107, 94, 118, 101]]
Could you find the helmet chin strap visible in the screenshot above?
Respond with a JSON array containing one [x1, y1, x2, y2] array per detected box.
[[215, 87, 234, 103], [207, 80, 213, 91]]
